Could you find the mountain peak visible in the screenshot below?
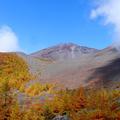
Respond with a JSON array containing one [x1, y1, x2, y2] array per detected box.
[[56, 42, 78, 46], [31, 43, 98, 61]]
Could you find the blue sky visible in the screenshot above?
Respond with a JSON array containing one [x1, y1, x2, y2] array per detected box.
[[0, 0, 113, 53]]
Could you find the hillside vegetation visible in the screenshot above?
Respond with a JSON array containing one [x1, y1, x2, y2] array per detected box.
[[0, 86, 120, 120], [0, 53, 120, 120], [0, 53, 33, 90]]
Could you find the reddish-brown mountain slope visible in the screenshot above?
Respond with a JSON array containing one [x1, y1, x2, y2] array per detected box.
[[17, 44, 120, 89]]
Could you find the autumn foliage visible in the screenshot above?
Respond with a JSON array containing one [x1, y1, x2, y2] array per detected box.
[[0, 85, 120, 120], [0, 53, 120, 120], [0, 53, 32, 90], [25, 82, 55, 96]]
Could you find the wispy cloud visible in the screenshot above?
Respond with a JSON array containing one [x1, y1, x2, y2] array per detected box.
[[0, 25, 21, 52], [91, 0, 120, 49]]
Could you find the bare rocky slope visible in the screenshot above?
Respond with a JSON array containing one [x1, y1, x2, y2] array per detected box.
[[17, 43, 120, 89], [30, 43, 98, 61]]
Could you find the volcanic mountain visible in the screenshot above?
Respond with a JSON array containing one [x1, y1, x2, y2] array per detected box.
[[17, 43, 120, 89], [30, 43, 98, 61]]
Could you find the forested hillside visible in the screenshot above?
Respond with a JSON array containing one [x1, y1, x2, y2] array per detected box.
[[0, 53, 32, 90]]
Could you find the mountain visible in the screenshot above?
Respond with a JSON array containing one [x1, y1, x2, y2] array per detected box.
[[16, 43, 120, 89], [30, 43, 98, 61]]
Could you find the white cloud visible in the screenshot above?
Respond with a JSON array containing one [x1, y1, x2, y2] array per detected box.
[[0, 25, 21, 52], [91, 0, 120, 49]]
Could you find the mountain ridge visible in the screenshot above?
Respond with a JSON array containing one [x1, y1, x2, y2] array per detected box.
[[30, 43, 99, 61]]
